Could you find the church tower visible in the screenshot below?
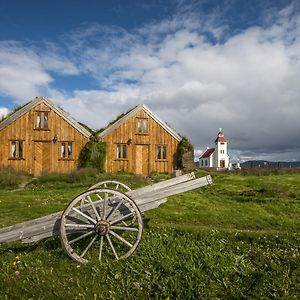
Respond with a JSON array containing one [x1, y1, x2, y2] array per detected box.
[[214, 129, 229, 169]]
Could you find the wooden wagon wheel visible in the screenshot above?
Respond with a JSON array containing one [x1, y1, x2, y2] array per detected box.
[[60, 188, 143, 264], [88, 180, 131, 193]]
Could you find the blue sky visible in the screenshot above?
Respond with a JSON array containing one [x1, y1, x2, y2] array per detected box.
[[0, 0, 300, 162]]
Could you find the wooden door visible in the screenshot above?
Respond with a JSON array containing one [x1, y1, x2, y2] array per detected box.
[[34, 142, 51, 176], [135, 145, 149, 175], [220, 160, 225, 168]]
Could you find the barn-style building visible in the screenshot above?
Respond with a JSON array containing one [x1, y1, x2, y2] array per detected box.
[[0, 97, 90, 176], [98, 105, 182, 175]]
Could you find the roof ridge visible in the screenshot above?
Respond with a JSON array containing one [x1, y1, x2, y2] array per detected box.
[[0, 96, 91, 137], [98, 104, 181, 141]]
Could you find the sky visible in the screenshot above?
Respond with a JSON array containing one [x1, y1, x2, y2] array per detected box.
[[0, 0, 300, 162]]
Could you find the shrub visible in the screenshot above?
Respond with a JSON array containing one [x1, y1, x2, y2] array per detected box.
[[175, 137, 194, 170], [0, 168, 31, 189], [78, 140, 106, 172], [29, 168, 100, 186]]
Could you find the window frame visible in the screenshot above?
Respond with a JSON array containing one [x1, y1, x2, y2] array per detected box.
[[116, 144, 127, 160], [9, 140, 24, 160], [35, 111, 50, 130], [156, 144, 167, 160], [136, 118, 149, 134], [60, 142, 73, 160]]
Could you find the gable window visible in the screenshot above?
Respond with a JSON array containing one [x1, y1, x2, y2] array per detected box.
[[157, 145, 167, 160], [116, 144, 127, 159], [137, 118, 148, 134], [36, 111, 49, 129], [61, 142, 73, 160], [10, 141, 24, 159]]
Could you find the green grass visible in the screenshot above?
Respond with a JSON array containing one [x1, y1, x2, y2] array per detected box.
[[0, 169, 299, 299]]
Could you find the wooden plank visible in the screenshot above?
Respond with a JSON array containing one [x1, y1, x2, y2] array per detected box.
[[127, 172, 195, 198]]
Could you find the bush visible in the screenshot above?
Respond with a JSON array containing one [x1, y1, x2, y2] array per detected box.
[[78, 141, 106, 172], [0, 168, 31, 189], [175, 137, 194, 170], [29, 168, 100, 187]]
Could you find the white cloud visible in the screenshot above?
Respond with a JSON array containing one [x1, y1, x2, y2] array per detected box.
[[1, 2, 300, 161], [0, 42, 53, 101], [0, 107, 9, 118]]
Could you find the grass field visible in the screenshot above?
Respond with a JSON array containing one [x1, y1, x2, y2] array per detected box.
[[0, 168, 299, 299]]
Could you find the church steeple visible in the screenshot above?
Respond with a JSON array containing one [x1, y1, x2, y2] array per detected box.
[[214, 128, 227, 144]]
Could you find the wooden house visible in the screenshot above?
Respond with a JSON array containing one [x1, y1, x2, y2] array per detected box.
[[98, 104, 182, 175], [0, 96, 91, 176]]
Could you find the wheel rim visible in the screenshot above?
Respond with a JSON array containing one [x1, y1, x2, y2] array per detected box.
[[60, 188, 143, 264], [88, 180, 131, 193]]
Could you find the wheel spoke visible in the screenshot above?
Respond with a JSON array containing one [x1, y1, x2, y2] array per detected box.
[[65, 223, 95, 229], [106, 234, 119, 260], [99, 236, 104, 261], [80, 235, 98, 258], [110, 225, 138, 232], [72, 207, 97, 224], [110, 230, 133, 248], [111, 211, 135, 225], [102, 192, 108, 220], [106, 199, 124, 221], [87, 195, 101, 221], [69, 230, 94, 244], [60, 187, 142, 263]]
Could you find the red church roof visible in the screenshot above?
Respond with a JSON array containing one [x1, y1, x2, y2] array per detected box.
[[200, 148, 215, 158]]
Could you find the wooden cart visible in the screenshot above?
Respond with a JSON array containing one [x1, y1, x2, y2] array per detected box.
[[0, 173, 212, 263]]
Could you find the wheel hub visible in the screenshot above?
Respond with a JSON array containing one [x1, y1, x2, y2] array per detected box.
[[95, 220, 110, 236]]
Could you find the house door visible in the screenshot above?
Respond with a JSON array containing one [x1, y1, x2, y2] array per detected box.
[[220, 160, 225, 168], [34, 142, 51, 176], [135, 145, 149, 175]]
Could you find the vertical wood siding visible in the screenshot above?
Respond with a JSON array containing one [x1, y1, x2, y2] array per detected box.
[[0, 102, 89, 175], [102, 109, 179, 175]]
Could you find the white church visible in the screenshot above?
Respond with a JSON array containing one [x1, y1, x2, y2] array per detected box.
[[199, 129, 230, 169]]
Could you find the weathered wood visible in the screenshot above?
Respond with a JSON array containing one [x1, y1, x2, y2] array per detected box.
[[100, 105, 181, 175], [0, 173, 212, 245], [0, 97, 90, 175]]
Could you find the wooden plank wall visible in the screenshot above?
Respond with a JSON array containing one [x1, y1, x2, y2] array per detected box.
[[0, 102, 89, 175], [102, 110, 179, 175]]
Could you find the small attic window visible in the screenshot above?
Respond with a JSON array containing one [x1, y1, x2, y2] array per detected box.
[[137, 118, 148, 134], [36, 111, 49, 129]]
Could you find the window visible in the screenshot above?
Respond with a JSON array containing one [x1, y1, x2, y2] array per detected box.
[[36, 111, 49, 129], [44, 112, 49, 128], [157, 145, 167, 160], [201, 160, 204, 166], [61, 142, 73, 159], [116, 144, 127, 159], [10, 141, 24, 159], [137, 118, 148, 134], [205, 160, 208, 166]]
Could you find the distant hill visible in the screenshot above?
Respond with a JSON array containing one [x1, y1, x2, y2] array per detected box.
[[241, 160, 300, 168]]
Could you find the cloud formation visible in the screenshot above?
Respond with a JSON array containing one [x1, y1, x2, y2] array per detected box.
[[0, 1, 300, 161], [0, 107, 9, 119]]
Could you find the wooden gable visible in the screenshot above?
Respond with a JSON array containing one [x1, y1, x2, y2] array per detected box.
[[0, 97, 90, 175], [98, 105, 181, 175]]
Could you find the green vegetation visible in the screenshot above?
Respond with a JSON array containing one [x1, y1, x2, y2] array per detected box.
[[0, 169, 299, 299], [175, 137, 194, 169], [0, 168, 32, 189], [78, 141, 107, 172], [95, 106, 137, 135]]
